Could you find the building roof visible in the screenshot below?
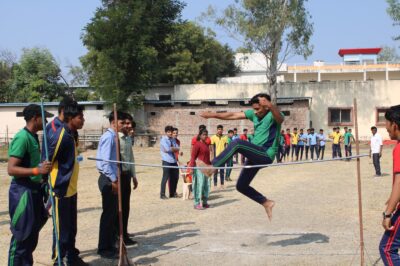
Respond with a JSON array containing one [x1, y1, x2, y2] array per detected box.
[[338, 48, 382, 57]]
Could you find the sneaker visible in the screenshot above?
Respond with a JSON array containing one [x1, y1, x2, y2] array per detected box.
[[124, 237, 138, 246], [97, 250, 118, 259], [67, 256, 89, 266], [203, 204, 210, 208], [194, 204, 204, 210], [160, 195, 168, 200]]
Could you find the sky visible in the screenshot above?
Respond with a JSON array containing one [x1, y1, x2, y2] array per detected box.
[[0, 0, 399, 79]]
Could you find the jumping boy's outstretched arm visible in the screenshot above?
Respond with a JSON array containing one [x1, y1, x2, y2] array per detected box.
[[200, 111, 246, 120]]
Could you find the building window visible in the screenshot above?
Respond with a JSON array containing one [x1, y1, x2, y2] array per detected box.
[[96, 105, 103, 110], [159, 95, 171, 101], [376, 108, 389, 126], [150, 112, 156, 116], [190, 111, 195, 115], [328, 108, 353, 126]]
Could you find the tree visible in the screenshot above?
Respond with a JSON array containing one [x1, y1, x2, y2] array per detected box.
[[162, 22, 238, 84], [10, 47, 66, 102], [0, 49, 17, 102], [68, 65, 88, 87], [206, 0, 313, 102], [387, 0, 400, 40], [378, 46, 400, 62], [81, 0, 185, 110]]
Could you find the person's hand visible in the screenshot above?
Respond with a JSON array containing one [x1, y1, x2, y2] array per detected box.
[[200, 112, 214, 119], [180, 152, 183, 156], [379, 153, 382, 158], [39, 161, 52, 174], [258, 97, 273, 108], [383, 217, 394, 231], [111, 181, 118, 194], [132, 177, 138, 190]]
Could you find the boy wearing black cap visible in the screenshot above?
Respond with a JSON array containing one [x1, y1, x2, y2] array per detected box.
[[7, 104, 52, 266]]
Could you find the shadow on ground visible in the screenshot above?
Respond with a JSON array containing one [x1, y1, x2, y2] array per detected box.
[[266, 233, 329, 247]]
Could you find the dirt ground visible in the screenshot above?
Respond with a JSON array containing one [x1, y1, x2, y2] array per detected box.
[[0, 144, 395, 266]]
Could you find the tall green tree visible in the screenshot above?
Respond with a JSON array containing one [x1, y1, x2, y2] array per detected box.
[[206, 0, 313, 102], [378, 46, 400, 62], [0, 49, 16, 102], [387, 0, 400, 40], [81, 0, 185, 109], [10, 47, 66, 102], [162, 22, 238, 84]]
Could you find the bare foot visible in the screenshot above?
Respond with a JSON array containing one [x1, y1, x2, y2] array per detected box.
[[262, 200, 275, 221]]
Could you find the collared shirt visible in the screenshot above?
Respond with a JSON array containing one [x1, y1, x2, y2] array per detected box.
[[211, 134, 229, 157], [119, 132, 136, 177], [317, 133, 326, 146], [303, 133, 309, 146], [160, 136, 177, 163], [298, 133, 305, 146], [371, 133, 383, 154], [331, 132, 342, 144], [344, 132, 353, 145], [9, 128, 42, 183], [96, 128, 118, 182], [307, 133, 317, 145], [291, 133, 299, 145]]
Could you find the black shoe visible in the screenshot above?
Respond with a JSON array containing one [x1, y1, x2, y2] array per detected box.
[[67, 256, 89, 266], [160, 195, 168, 199], [124, 238, 138, 246], [97, 250, 118, 259]]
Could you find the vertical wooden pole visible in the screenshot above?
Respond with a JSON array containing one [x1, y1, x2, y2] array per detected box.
[[113, 104, 130, 266], [354, 98, 365, 266]]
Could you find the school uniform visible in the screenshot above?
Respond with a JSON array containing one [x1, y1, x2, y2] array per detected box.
[[379, 141, 400, 265], [371, 133, 383, 176], [291, 133, 299, 159], [8, 128, 48, 266], [307, 133, 318, 160], [46, 122, 81, 265], [344, 132, 353, 157], [160, 136, 179, 198], [211, 134, 229, 186], [316, 133, 326, 160]]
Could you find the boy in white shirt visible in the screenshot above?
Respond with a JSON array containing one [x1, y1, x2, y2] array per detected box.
[[370, 126, 383, 176]]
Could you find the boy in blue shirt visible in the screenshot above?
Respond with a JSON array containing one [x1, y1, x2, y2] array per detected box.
[[307, 128, 318, 160]]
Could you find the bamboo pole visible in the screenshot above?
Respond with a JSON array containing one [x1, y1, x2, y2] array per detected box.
[[353, 98, 365, 266]]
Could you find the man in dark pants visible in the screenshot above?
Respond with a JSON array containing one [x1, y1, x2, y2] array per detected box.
[[201, 93, 284, 221], [160, 125, 180, 199], [96, 111, 127, 259], [45, 101, 88, 266], [118, 114, 138, 246], [370, 126, 383, 177], [7, 104, 52, 266]]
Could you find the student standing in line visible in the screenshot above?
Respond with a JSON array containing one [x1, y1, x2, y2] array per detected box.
[[232, 128, 240, 164], [316, 129, 326, 160], [284, 128, 291, 162], [7, 105, 52, 266], [370, 126, 383, 177], [239, 129, 249, 165], [378, 105, 400, 265], [225, 130, 234, 181], [307, 128, 318, 161], [291, 128, 299, 161], [210, 125, 229, 189], [304, 129, 310, 160], [277, 130, 285, 163], [297, 128, 305, 161]]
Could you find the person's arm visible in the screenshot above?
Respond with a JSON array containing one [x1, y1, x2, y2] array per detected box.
[[130, 146, 138, 190], [200, 111, 246, 120], [98, 135, 117, 182], [258, 97, 284, 124], [189, 144, 200, 172], [383, 173, 400, 230], [379, 136, 383, 158], [8, 157, 51, 177]]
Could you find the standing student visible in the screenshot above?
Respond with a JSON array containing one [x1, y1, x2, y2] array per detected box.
[[200, 93, 284, 221], [170, 127, 181, 197], [96, 111, 128, 259], [118, 114, 138, 246], [232, 128, 240, 164], [211, 125, 229, 189], [7, 104, 52, 266], [284, 129, 291, 162], [330, 127, 342, 158], [191, 125, 211, 150], [190, 129, 212, 210], [277, 130, 285, 163], [225, 130, 234, 181], [46, 101, 88, 265], [379, 105, 400, 265], [370, 126, 383, 177], [317, 129, 326, 160], [160, 126, 180, 199], [307, 128, 318, 160], [297, 129, 305, 161], [239, 129, 249, 164], [344, 128, 355, 159], [304, 129, 310, 160], [291, 128, 299, 161]]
